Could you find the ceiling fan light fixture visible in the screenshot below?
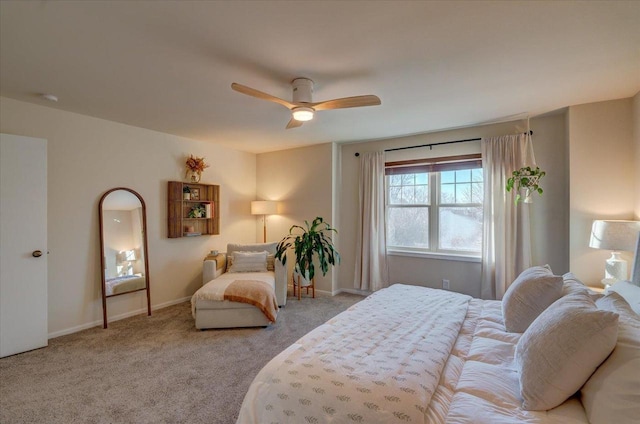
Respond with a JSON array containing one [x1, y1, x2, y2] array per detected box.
[[292, 107, 314, 122]]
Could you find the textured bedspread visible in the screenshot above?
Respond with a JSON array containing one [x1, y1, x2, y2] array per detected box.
[[236, 284, 471, 423]]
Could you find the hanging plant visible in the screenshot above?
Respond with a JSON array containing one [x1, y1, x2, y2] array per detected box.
[[506, 166, 546, 204]]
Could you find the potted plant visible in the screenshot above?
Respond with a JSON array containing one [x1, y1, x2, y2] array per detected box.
[[275, 217, 340, 284], [506, 166, 546, 204], [188, 203, 206, 218], [183, 186, 191, 200]]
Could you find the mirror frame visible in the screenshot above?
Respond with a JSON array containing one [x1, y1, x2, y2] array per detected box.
[[99, 187, 151, 329]]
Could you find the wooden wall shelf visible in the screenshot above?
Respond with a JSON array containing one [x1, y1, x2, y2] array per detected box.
[[168, 181, 220, 238]]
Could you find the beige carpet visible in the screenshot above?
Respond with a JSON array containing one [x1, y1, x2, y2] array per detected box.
[[0, 292, 363, 424]]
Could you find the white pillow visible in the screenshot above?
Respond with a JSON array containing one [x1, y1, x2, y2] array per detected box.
[[580, 292, 640, 424], [562, 272, 590, 296], [228, 251, 268, 273], [515, 292, 619, 411], [227, 253, 275, 272], [606, 280, 640, 315], [502, 265, 563, 333]]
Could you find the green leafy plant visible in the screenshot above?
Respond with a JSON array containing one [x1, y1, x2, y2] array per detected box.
[[183, 186, 191, 193], [188, 203, 206, 218], [506, 166, 546, 204], [275, 217, 340, 281]]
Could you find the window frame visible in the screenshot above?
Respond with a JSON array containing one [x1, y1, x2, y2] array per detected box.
[[385, 154, 483, 258]]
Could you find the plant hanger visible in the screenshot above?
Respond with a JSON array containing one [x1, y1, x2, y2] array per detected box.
[[505, 122, 546, 204]]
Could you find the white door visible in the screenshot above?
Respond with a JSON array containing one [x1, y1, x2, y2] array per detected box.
[[0, 133, 48, 358]]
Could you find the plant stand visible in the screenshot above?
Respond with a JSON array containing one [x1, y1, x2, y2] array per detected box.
[[292, 272, 315, 300]]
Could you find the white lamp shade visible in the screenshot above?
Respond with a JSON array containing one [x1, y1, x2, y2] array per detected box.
[[589, 220, 640, 251], [251, 200, 277, 215]]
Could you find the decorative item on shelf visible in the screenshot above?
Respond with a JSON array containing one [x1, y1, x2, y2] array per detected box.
[[275, 217, 340, 299], [251, 200, 278, 242], [506, 166, 546, 204], [190, 188, 200, 200], [184, 225, 201, 237], [205, 203, 212, 218], [183, 186, 191, 200], [185, 154, 210, 183], [188, 203, 206, 218], [589, 220, 640, 287]]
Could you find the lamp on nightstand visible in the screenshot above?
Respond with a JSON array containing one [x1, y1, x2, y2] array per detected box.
[[589, 220, 640, 287], [251, 200, 278, 242]]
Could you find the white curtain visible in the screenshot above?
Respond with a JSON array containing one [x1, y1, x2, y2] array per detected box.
[[354, 151, 389, 291], [481, 133, 536, 300]]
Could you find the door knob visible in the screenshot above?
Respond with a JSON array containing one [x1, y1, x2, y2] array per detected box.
[[32, 250, 43, 258]]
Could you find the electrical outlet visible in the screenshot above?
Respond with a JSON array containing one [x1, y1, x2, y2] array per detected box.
[[442, 279, 450, 290]]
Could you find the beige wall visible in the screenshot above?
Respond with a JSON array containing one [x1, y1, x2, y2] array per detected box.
[[529, 112, 570, 275], [0, 97, 257, 336], [568, 98, 635, 285], [338, 115, 569, 298], [256, 143, 334, 293], [3, 92, 637, 336], [634, 92, 640, 219]]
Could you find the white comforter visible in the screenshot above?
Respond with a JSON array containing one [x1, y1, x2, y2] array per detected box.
[[237, 284, 470, 423], [237, 284, 590, 424]]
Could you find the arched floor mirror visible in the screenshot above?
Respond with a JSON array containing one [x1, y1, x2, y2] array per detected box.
[[99, 188, 151, 328]]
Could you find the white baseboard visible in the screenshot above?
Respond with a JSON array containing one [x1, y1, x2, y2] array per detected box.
[[298, 288, 370, 297], [48, 296, 191, 339], [335, 288, 371, 296]]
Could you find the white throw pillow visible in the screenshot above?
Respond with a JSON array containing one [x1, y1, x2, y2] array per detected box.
[[562, 272, 590, 296], [580, 292, 640, 424], [502, 265, 563, 333], [606, 280, 640, 315], [227, 253, 275, 272], [515, 292, 619, 411], [228, 251, 268, 273]]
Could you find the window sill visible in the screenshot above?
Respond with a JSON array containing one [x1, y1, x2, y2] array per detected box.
[[388, 249, 481, 263]]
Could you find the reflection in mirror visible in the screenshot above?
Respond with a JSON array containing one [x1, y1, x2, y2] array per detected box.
[[99, 188, 151, 328]]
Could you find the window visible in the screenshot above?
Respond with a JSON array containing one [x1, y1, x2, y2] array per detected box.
[[386, 156, 483, 256]]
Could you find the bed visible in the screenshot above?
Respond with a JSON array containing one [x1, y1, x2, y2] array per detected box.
[[191, 242, 288, 330], [104, 274, 146, 296], [236, 270, 639, 424]]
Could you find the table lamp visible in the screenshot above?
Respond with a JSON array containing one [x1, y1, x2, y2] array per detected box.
[[589, 220, 640, 287]]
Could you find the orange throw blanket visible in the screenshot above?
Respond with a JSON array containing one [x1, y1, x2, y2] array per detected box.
[[224, 280, 278, 322]]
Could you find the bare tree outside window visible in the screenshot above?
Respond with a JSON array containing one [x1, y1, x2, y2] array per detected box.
[[386, 167, 483, 255]]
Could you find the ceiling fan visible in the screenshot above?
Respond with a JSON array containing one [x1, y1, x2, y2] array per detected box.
[[231, 78, 381, 129]]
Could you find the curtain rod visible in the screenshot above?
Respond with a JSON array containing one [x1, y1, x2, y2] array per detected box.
[[354, 130, 533, 157]]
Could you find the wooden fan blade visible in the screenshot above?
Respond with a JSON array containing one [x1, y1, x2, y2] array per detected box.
[[311, 95, 381, 111], [231, 83, 296, 109], [286, 118, 304, 129]]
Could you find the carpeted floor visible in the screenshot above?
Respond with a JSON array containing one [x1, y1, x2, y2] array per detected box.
[[0, 292, 363, 424]]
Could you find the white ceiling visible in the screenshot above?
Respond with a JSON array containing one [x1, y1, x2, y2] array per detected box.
[[1, 1, 639, 154]]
